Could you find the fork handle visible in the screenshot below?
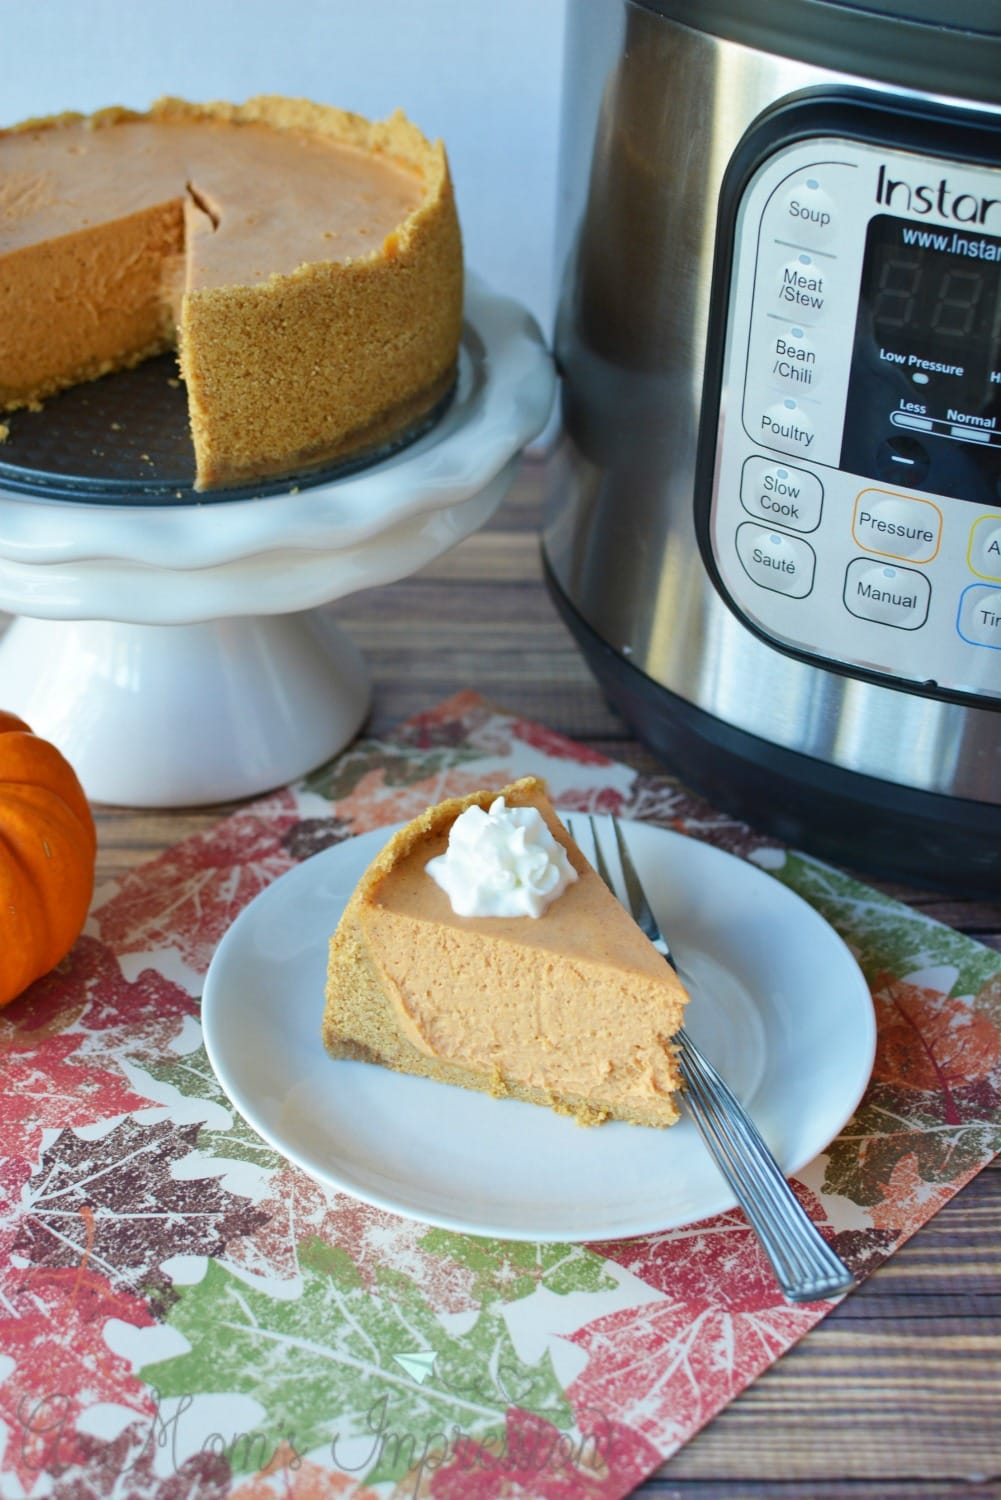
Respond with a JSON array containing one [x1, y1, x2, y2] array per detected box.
[[675, 1030, 856, 1303]]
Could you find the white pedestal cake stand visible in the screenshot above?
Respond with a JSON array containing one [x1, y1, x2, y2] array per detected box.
[[0, 276, 554, 807]]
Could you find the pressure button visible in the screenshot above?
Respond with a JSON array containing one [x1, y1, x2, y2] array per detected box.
[[853, 490, 942, 563], [736, 523, 815, 597]]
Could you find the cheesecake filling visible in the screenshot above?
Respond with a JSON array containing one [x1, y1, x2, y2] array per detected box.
[[361, 810, 687, 1112], [0, 115, 425, 412], [324, 779, 689, 1127], [365, 916, 684, 1107]]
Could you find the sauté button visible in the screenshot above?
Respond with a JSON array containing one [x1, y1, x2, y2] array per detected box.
[[852, 490, 942, 563], [969, 515, 1001, 581], [843, 560, 930, 629], [735, 523, 816, 597], [740, 457, 823, 531], [957, 584, 1001, 648]]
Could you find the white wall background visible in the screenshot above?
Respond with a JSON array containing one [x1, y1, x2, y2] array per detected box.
[[0, 0, 567, 336]]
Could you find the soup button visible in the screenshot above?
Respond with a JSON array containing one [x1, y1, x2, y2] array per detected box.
[[736, 523, 816, 597], [775, 177, 838, 247]]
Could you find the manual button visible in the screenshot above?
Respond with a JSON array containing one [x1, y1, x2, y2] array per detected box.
[[736, 523, 815, 597], [843, 560, 930, 629]]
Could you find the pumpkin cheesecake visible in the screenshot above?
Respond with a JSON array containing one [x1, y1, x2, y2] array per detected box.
[[322, 777, 689, 1127], [0, 97, 463, 488]]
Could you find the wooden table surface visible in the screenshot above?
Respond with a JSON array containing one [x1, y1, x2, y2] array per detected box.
[[5, 454, 998, 1498]]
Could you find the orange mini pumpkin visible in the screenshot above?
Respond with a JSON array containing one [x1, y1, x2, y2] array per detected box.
[[0, 711, 97, 1006]]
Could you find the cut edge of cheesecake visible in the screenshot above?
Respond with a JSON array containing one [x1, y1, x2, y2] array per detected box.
[[322, 776, 689, 1128], [0, 96, 463, 488]]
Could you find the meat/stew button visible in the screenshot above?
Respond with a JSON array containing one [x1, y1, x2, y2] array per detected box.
[[735, 523, 816, 597]]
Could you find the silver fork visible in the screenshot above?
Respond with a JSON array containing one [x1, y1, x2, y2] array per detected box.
[[567, 814, 856, 1305]]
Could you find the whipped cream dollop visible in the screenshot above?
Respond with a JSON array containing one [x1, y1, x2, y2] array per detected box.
[[425, 796, 578, 918]]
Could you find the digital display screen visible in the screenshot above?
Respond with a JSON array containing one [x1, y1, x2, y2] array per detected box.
[[840, 213, 1001, 503]]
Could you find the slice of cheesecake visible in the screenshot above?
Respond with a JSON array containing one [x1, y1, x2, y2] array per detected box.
[[0, 97, 463, 488], [322, 777, 688, 1127]]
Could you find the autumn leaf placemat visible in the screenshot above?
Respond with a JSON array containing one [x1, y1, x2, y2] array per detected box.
[[2, 691, 999, 1500]]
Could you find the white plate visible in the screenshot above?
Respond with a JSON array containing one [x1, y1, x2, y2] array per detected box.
[[202, 817, 876, 1242]]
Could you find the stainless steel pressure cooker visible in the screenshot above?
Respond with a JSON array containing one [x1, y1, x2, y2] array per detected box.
[[545, 0, 1001, 890]]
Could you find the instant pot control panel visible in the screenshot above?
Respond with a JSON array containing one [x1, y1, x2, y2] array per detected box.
[[704, 107, 1001, 704]]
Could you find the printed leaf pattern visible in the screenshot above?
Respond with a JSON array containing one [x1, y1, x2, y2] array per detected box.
[[305, 766, 497, 839], [139, 1041, 285, 1172], [418, 1231, 619, 1306], [395, 690, 517, 757], [568, 1193, 862, 1455], [10, 1117, 269, 1317], [823, 1086, 1000, 1209], [0, 1033, 151, 1167], [92, 790, 301, 971], [775, 851, 1001, 998], [0, 690, 998, 1500], [509, 719, 613, 766], [228, 1451, 378, 1498], [823, 968, 1001, 1213], [627, 773, 781, 863], [0, 1243, 156, 1491], [1, 934, 197, 1057], [280, 815, 354, 864], [429, 1405, 664, 1500], [567, 1292, 820, 1456], [223, 1166, 479, 1301], [590, 1180, 889, 1302], [302, 741, 484, 805], [140, 1237, 572, 1482], [45, 1421, 233, 1500], [871, 971, 1000, 1102]]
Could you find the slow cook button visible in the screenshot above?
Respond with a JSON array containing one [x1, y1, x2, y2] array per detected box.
[[741, 456, 823, 531], [852, 489, 942, 562], [957, 583, 1001, 648], [735, 523, 815, 597], [843, 560, 930, 629], [773, 176, 838, 247]]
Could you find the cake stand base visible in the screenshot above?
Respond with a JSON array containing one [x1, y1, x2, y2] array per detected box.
[[0, 610, 370, 807]]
